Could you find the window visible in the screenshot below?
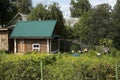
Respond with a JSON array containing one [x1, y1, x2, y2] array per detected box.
[[19, 17, 22, 21], [32, 43, 40, 51]]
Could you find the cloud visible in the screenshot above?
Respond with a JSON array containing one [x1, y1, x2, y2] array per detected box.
[[59, 3, 70, 18], [106, 0, 116, 7], [32, 0, 49, 6], [89, 0, 116, 7]]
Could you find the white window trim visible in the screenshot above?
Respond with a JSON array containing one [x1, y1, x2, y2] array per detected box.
[[32, 43, 40, 51]]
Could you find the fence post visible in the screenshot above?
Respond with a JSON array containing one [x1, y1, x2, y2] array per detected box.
[[41, 61, 43, 80], [115, 64, 118, 80]]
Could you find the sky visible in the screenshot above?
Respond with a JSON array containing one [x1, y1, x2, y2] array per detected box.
[[32, 0, 116, 18]]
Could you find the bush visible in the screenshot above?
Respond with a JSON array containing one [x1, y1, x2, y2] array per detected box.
[[0, 53, 56, 80], [0, 52, 120, 80], [44, 54, 118, 80], [110, 47, 119, 57], [70, 45, 79, 53], [0, 50, 7, 54]]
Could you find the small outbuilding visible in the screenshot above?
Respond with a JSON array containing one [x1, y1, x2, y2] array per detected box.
[[10, 20, 60, 53]]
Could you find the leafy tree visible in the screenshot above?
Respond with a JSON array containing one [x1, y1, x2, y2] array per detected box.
[[28, 2, 64, 22], [73, 4, 112, 46], [27, 3, 48, 20], [0, 0, 32, 27], [48, 2, 66, 36], [99, 38, 113, 47], [11, 0, 32, 14], [111, 0, 120, 49], [70, 0, 91, 17], [73, 11, 92, 44], [67, 26, 74, 39], [88, 4, 111, 44], [0, 0, 13, 27], [48, 2, 64, 24]]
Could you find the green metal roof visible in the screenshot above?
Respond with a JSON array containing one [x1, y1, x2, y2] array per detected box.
[[10, 20, 57, 38]]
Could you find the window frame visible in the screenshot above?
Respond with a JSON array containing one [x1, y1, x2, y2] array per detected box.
[[32, 43, 40, 51]]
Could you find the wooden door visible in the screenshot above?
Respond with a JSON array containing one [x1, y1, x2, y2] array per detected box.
[[19, 40, 24, 53]]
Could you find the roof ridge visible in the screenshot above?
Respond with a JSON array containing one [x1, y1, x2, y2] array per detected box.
[[17, 20, 57, 23], [23, 20, 56, 21]]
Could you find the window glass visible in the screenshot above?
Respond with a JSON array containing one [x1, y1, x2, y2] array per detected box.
[[32, 43, 40, 51]]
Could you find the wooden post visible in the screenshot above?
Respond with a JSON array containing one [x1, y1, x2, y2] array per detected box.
[[50, 39, 51, 53], [64, 39, 66, 52], [41, 61, 43, 80], [14, 39, 16, 53], [58, 39, 60, 52], [47, 39, 49, 53], [115, 64, 118, 80]]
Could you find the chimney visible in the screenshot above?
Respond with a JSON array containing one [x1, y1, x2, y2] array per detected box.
[[39, 18, 41, 21]]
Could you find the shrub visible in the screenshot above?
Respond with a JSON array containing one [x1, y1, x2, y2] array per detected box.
[[99, 38, 113, 47], [0, 50, 7, 54], [70, 45, 79, 53], [110, 47, 119, 57], [0, 52, 120, 80]]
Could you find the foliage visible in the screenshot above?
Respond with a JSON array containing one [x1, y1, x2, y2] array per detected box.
[[0, 50, 7, 54], [48, 2, 66, 37], [27, 2, 64, 21], [71, 1, 120, 50], [70, 45, 79, 53], [1, 51, 120, 80], [0, 0, 13, 27], [0, 0, 32, 27], [73, 3, 112, 46], [111, 0, 120, 49], [99, 38, 113, 47], [110, 47, 119, 57], [73, 11, 92, 41], [27, 3, 48, 20], [65, 26, 74, 38], [0, 53, 56, 80], [70, 0, 91, 17], [11, 0, 32, 14]]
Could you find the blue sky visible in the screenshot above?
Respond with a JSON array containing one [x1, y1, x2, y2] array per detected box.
[[32, 0, 116, 18]]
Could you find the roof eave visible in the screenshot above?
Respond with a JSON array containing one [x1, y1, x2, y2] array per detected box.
[[10, 36, 52, 39]]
